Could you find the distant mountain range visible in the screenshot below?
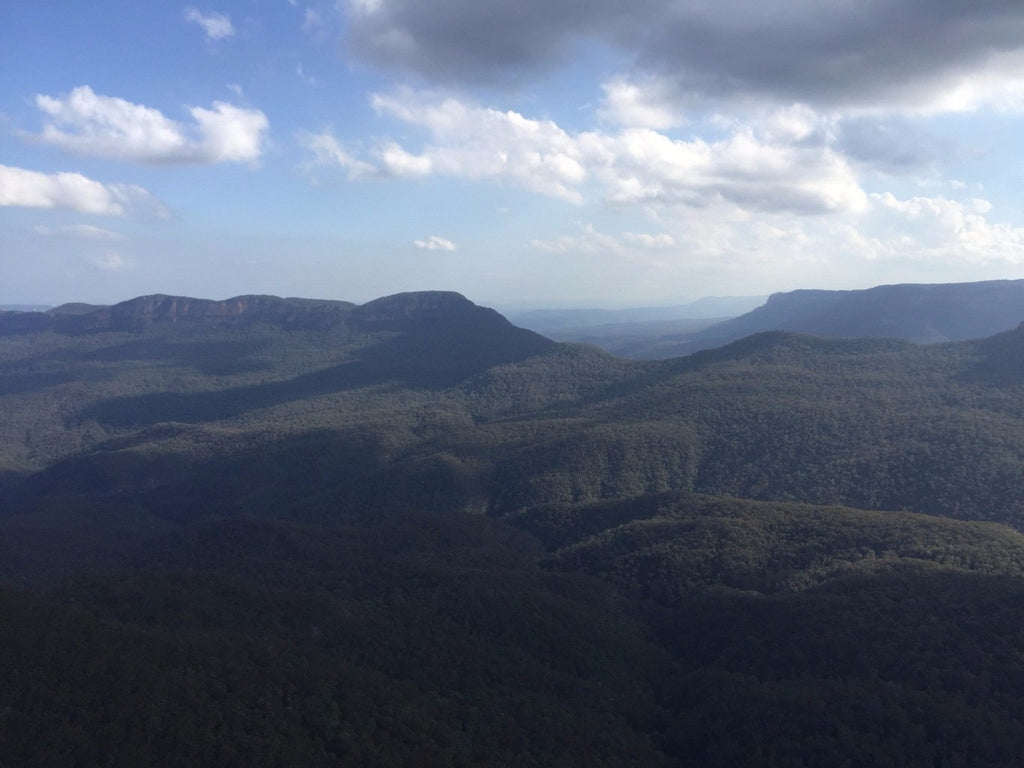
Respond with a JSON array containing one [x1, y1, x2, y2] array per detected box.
[[514, 279, 1024, 358], [508, 295, 767, 332], [6, 279, 1021, 360], [674, 278, 1024, 355], [0, 290, 546, 342]]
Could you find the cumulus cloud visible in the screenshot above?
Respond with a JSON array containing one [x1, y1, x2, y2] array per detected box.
[[305, 90, 866, 215], [370, 91, 586, 200], [189, 102, 268, 162], [0, 164, 160, 216], [599, 77, 683, 129], [342, 0, 1024, 113], [526, 187, 1024, 293], [861, 193, 1024, 264], [414, 235, 457, 251], [184, 8, 234, 41], [589, 126, 866, 214], [31, 86, 268, 164]]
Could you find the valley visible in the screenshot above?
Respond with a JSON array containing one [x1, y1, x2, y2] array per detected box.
[[2, 286, 1024, 765]]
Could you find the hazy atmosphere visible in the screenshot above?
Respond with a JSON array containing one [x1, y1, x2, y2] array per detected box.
[[4, 1, 1024, 307]]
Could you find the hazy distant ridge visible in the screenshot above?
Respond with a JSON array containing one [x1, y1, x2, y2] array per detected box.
[[671, 279, 1024, 357]]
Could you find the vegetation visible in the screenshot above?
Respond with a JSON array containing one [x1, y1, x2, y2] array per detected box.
[[2, 291, 1024, 765]]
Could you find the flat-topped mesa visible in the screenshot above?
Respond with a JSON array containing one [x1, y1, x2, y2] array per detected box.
[[350, 291, 504, 332], [349, 291, 556, 367], [0, 294, 358, 334], [667, 278, 1024, 357], [0, 291, 552, 352], [746, 279, 1024, 342], [105, 294, 359, 330]]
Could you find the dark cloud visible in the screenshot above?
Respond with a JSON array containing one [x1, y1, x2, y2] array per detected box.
[[344, 0, 643, 85], [344, 0, 1024, 108]]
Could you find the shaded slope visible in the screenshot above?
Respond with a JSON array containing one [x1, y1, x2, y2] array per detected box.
[[6, 321, 1024, 530], [1, 509, 673, 767], [540, 493, 1024, 596]]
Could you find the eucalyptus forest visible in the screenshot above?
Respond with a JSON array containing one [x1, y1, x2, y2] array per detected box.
[[2, 288, 1024, 766]]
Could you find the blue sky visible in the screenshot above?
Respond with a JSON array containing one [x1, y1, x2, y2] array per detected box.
[[4, 1, 1024, 308]]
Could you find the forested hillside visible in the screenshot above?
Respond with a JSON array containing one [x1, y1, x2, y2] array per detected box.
[[3, 291, 1024, 765]]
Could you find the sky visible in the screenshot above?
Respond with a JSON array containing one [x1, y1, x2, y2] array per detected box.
[[3, 1, 1024, 309]]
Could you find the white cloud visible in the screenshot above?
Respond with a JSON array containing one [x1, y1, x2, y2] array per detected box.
[[32, 86, 268, 164], [378, 142, 433, 177], [599, 77, 683, 130], [298, 130, 376, 178], [527, 188, 1024, 292], [184, 8, 235, 41], [587, 126, 866, 214], [371, 91, 586, 201], [863, 193, 1024, 264], [188, 102, 268, 163], [306, 90, 866, 215], [0, 164, 155, 216], [414, 235, 457, 251]]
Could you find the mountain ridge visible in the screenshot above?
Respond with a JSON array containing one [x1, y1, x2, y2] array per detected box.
[[0, 290, 509, 335], [669, 278, 1024, 357]]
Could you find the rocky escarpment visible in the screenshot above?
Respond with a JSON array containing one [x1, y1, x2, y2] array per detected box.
[[1, 294, 358, 334], [668, 278, 1024, 356], [0, 293, 555, 366]]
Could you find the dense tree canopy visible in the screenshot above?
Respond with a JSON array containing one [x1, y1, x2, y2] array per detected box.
[[3, 297, 1024, 765]]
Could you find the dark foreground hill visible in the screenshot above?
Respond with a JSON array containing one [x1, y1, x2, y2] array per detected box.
[[3, 290, 1024, 765], [653, 278, 1024, 357]]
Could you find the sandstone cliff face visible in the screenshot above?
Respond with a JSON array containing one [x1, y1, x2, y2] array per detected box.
[[101, 294, 357, 330], [668, 279, 1024, 357], [0, 291, 544, 346], [1, 294, 358, 334]]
